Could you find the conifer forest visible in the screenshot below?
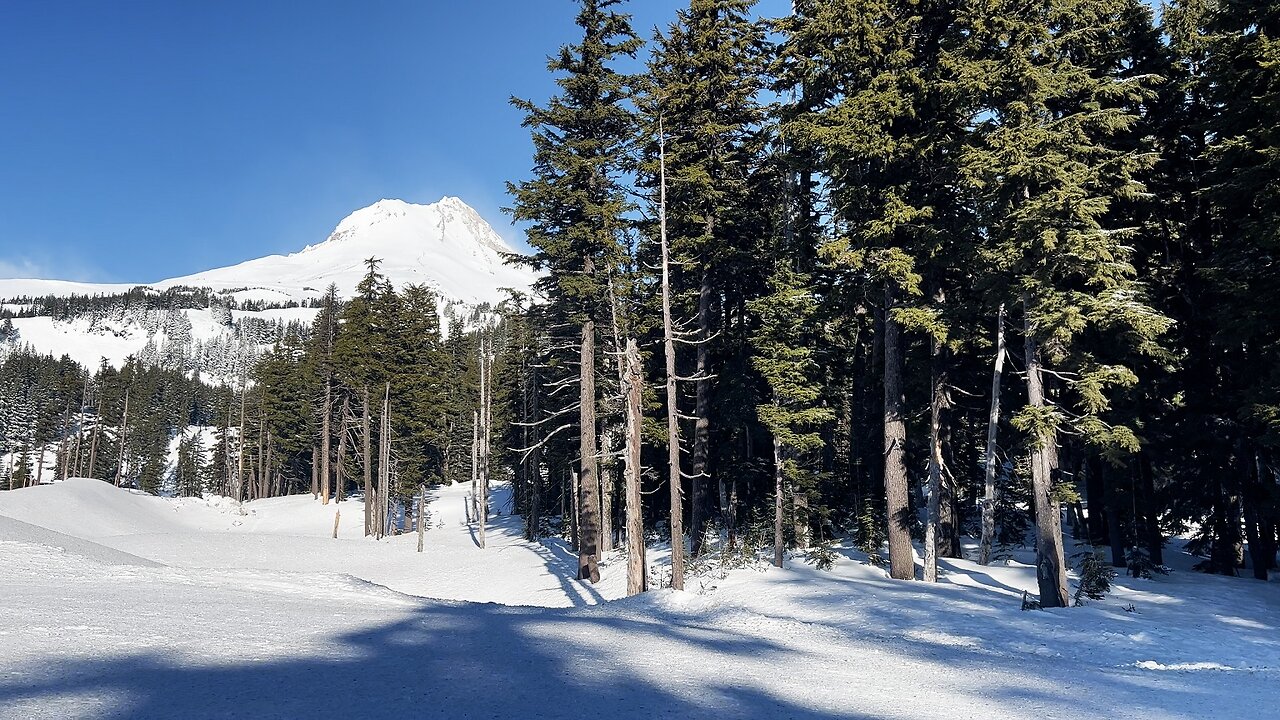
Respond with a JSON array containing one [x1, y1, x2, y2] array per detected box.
[[0, 1, 1276, 718]]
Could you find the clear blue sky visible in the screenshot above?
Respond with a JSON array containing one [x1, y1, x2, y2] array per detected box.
[[0, 0, 788, 283]]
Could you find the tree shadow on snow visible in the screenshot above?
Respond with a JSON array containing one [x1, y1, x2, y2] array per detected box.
[[0, 600, 870, 720]]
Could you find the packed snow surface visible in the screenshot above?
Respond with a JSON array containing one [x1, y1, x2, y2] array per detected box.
[[1, 478, 1276, 719]]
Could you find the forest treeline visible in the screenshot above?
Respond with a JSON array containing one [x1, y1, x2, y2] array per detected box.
[[1, 0, 1275, 607], [499, 0, 1279, 604]]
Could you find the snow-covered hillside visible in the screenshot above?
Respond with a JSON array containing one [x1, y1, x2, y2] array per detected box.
[[0, 197, 534, 371], [1, 478, 1276, 719]]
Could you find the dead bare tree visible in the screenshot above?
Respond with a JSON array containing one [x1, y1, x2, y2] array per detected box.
[[658, 119, 686, 590], [979, 304, 1006, 566], [624, 338, 646, 595]]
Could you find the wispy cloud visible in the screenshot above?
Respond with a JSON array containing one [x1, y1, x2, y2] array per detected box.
[[0, 255, 106, 282], [0, 258, 49, 280]]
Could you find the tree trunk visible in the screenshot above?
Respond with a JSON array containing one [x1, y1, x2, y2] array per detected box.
[[87, 395, 102, 480], [417, 485, 426, 553], [1023, 295, 1070, 608], [470, 410, 478, 525], [773, 435, 785, 568], [1102, 461, 1126, 567], [337, 396, 349, 503], [1085, 456, 1107, 546], [378, 382, 391, 539], [624, 338, 646, 595], [479, 339, 488, 550], [263, 431, 273, 500], [600, 437, 614, 553], [321, 379, 331, 505], [256, 391, 266, 500], [1138, 452, 1163, 566], [883, 287, 913, 580], [578, 314, 601, 583], [362, 388, 372, 536], [528, 366, 541, 540], [658, 130, 684, 590], [792, 489, 810, 551], [690, 270, 713, 558], [925, 333, 944, 582], [116, 389, 131, 489]]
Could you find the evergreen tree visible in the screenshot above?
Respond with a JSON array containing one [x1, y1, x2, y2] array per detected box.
[[507, 0, 642, 583], [749, 260, 834, 567], [971, 0, 1171, 606], [642, 0, 771, 558]]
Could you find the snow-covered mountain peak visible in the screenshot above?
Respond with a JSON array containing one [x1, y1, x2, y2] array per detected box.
[[162, 196, 533, 306], [0, 195, 533, 371]]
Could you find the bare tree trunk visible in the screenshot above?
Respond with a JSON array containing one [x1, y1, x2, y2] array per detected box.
[[578, 313, 601, 583], [362, 387, 372, 536], [1024, 294, 1070, 608], [263, 431, 273, 499], [417, 484, 426, 553], [528, 367, 541, 540], [690, 270, 713, 559], [378, 382, 391, 539], [883, 287, 913, 580], [624, 338, 646, 595], [979, 304, 1006, 565], [337, 396, 349, 503], [792, 487, 810, 551], [35, 438, 46, 481], [773, 435, 785, 568], [479, 338, 488, 550], [86, 395, 103, 480], [476, 335, 483, 543], [600, 436, 614, 553], [570, 468, 580, 551], [925, 333, 945, 583], [333, 508, 340, 539], [58, 402, 71, 481], [470, 409, 478, 525], [255, 390, 266, 500], [658, 124, 685, 590], [321, 379, 331, 505], [115, 389, 130, 488]]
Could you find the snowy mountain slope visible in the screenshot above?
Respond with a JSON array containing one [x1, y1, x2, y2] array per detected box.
[[0, 197, 532, 307], [0, 197, 534, 371], [154, 197, 535, 306], [1, 478, 1276, 720]]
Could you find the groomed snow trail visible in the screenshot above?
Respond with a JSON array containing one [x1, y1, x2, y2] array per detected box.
[[1, 479, 1276, 719]]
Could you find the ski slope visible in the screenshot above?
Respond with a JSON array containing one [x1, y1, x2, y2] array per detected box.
[[1, 479, 1276, 719]]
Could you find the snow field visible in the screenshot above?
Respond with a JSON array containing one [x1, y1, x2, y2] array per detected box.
[[0, 478, 1276, 719]]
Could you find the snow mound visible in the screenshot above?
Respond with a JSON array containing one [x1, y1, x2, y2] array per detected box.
[[0, 477, 188, 539], [0, 515, 162, 567]]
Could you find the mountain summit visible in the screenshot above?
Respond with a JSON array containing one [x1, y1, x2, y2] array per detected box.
[[160, 196, 534, 306]]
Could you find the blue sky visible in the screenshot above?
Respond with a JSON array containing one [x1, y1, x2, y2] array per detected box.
[[0, 0, 788, 283]]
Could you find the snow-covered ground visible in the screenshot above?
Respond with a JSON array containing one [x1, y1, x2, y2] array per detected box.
[[1, 479, 1275, 719]]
